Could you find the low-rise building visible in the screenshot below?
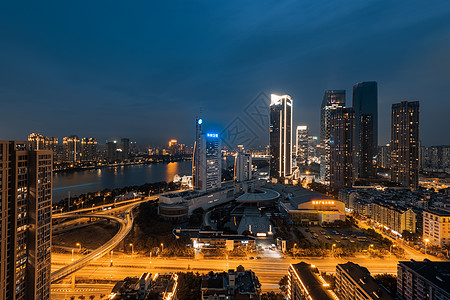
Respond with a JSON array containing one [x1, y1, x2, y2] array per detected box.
[[201, 266, 261, 299], [110, 273, 177, 300], [423, 209, 450, 246], [335, 262, 393, 300], [372, 201, 416, 235], [397, 259, 450, 300]]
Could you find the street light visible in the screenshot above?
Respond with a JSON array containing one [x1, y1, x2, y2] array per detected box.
[[390, 244, 396, 256], [424, 238, 429, 254], [76, 243, 81, 252], [161, 243, 164, 253], [369, 244, 374, 256], [332, 243, 336, 254], [110, 250, 113, 266], [71, 249, 74, 262], [129, 243, 134, 257]]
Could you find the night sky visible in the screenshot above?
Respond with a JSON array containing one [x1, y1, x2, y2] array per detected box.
[[1, 1, 450, 146]]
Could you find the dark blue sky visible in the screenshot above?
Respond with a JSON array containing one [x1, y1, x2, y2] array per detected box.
[[1, 1, 450, 146]]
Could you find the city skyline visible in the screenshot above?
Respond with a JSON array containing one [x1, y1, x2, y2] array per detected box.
[[1, 2, 450, 146]]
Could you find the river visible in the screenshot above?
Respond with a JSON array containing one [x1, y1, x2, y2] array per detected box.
[[52, 160, 192, 203]]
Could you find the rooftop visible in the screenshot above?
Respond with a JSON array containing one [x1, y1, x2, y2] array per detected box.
[[291, 262, 334, 300], [399, 260, 450, 295], [236, 188, 280, 203]]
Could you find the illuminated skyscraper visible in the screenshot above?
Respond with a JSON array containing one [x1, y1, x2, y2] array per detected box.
[[330, 107, 355, 190], [353, 81, 378, 179], [192, 117, 203, 190], [80, 137, 97, 161], [391, 101, 420, 189], [62, 135, 80, 162], [320, 90, 346, 183], [198, 133, 222, 191], [28, 133, 58, 153], [106, 140, 118, 163], [270, 94, 293, 183], [234, 152, 252, 182], [0, 141, 52, 300], [295, 126, 308, 166]]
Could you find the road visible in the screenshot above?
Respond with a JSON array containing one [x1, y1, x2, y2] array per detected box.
[[51, 251, 403, 298]]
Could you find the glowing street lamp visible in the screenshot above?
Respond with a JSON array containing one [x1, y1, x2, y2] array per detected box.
[[161, 243, 164, 253], [332, 243, 336, 253], [129, 243, 134, 257], [390, 244, 396, 256], [110, 250, 113, 266], [76, 243, 81, 252], [71, 249, 74, 262], [424, 238, 430, 254]]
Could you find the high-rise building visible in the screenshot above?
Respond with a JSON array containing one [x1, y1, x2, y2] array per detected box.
[[198, 133, 222, 191], [121, 138, 130, 160], [80, 137, 97, 162], [353, 81, 378, 179], [295, 126, 308, 166], [106, 140, 118, 163], [234, 152, 252, 182], [320, 90, 346, 183], [330, 107, 355, 190], [391, 101, 420, 189], [420, 145, 450, 172], [270, 94, 293, 183], [168, 139, 178, 155], [377, 144, 391, 169], [62, 135, 80, 162], [192, 117, 203, 190], [307, 136, 320, 164], [397, 260, 450, 300], [0, 141, 52, 300], [423, 209, 450, 247], [28, 133, 58, 154]]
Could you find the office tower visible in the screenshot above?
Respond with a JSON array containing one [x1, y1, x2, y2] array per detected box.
[[121, 138, 130, 160], [192, 117, 203, 190], [335, 262, 393, 300], [234, 152, 252, 182], [353, 82, 378, 179], [270, 94, 293, 183], [308, 136, 319, 164], [320, 90, 346, 183], [391, 101, 420, 189], [106, 140, 118, 163], [397, 260, 450, 300], [62, 135, 80, 162], [0, 141, 52, 300], [377, 144, 391, 169], [197, 133, 222, 191], [330, 107, 355, 190], [295, 126, 308, 166], [80, 137, 97, 162]]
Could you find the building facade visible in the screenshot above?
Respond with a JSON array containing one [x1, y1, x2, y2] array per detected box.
[[234, 152, 252, 182], [352, 81, 378, 179], [330, 107, 355, 190], [295, 125, 308, 166], [391, 101, 420, 189], [372, 201, 416, 235], [80, 137, 97, 162], [0, 141, 52, 300], [270, 94, 293, 183], [320, 90, 346, 183], [423, 209, 450, 247], [377, 144, 391, 169], [287, 262, 334, 300], [62, 135, 80, 162], [397, 260, 450, 300], [193, 117, 203, 190]]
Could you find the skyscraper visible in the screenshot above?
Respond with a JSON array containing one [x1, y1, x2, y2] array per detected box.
[[28, 133, 58, 153], [121, 138, 130, 160], [295, 126, 308, 166], [62, 135, 80, 162], [353, 81, 378, 179], [234, 152, 252, 182], [106, 140, 118, 163], [0, 141, 52, 300], [270, 94, 293, 183], [330, 107, 355, 190], [80, 137, 97, 162], [320, 90, 346, 183], [192, 117, 203, 190], [391, 101, 420, 189], [198, 133, 222, 191]]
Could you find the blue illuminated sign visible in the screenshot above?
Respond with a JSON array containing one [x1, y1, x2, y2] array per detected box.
[[198, 119, 203, 125], [206, 133, 219, 138]]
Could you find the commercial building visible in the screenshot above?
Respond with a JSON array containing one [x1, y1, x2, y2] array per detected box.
[[423, 209, 450, 247], [295, 125, 308, 166], [391, 101, 420, 189], [193, 117, 203, 190], [234, 152, 252, 182], [173, 230, 256, 252], [201, 266, 261, 300], [275, 184, 345, 226], [0, 141, 52, 300], [397, 260, 450, 300], [270, 94, 293, 183], [62, 135, 80, 162], [287, 262, 334, 300], [335, 262, 393, 300], [377, 144, 391, 169], [80, 137, 97, 162], [330, 107, 355, 190], [320, 90, 346, 183], [353, 81, 378, 179]]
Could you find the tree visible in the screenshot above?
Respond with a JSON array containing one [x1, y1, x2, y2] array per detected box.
[[89, 296, 95, 300], [278, 275, 288, 295], [261, 292, 285, 299], [374, 273, 397, 296]]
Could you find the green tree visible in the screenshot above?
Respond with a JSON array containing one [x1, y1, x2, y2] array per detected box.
[[374, 273, 397, 296]]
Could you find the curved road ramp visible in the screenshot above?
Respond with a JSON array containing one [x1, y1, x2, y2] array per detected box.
[[51, 205, 136, 283]]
